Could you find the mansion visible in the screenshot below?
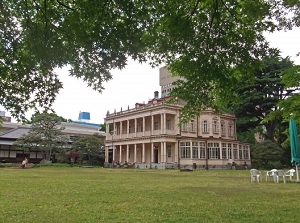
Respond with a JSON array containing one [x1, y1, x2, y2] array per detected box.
[[104, 68, 250, 170]]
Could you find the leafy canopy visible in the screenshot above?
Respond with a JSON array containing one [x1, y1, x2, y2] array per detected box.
[[230, 51, 298, 141], [14, 112, 68, 160], [250, 140, 284, 168], [72, 134, 104, 165], [1, 0, 299, 121]]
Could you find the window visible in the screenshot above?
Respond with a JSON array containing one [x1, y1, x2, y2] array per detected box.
[[192, 142, 198, 158], [137, 123, 143, 132], [17, 153, 30, 158], [154, 121, 159, 130], [182, 123, 187, 131], [166, 119, 173, 130], [115, 126, 120, 135], [213, 120, 219, 133], [239, 145, 243, 159], [228, 124, 233, 137], [180, 142, 190, 158], [222, 143, 227, 159], [228, 143, 232, 159], [202, 120, 209, 133], [243, 146, 249, 159], [221, 123, 226, 136], [167, 145, 172, 158], [208, 143, 219, 159], [200, 142, 206, 159], [190, 120, 196, 132], [233, 144, 238, 159], [122, 125, 127, 134]]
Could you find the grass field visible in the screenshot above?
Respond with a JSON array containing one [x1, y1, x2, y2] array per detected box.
[[0, 167, 299, 223]]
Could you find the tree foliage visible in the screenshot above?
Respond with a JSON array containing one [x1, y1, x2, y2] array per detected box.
[[229, 52, 298, 142], [251, 140, 285, 168], [72, 134, 104, 165], [1, 0, 299, 121], [25, 111, 69, 124], [14, 112, 68, 160]]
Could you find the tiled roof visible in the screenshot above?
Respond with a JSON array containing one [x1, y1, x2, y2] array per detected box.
[[0, 127, 30, 139]]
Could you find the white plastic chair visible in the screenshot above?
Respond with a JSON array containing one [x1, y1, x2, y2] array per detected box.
[[250, 169, 262, 182], [285, 169, 295, 181], [275, 170, 286, 183], [266, 169, 278, 182]]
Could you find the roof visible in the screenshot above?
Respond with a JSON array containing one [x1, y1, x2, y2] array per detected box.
[[0, 121, 105, 142], [0, 127, 30, 139], [69, 121, 101, 128]]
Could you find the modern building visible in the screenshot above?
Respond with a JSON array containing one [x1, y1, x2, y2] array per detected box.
[[0, 112, 105, 163], [104, 68, 251, 170]]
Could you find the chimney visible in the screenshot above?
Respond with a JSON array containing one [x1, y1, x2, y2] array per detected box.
[[154, 91, 159, 99]]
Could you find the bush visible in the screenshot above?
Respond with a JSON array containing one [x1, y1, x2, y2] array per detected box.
[[263, 161, 284, 170], [33, 163, 76, 168], [0, 163, 14, 168]]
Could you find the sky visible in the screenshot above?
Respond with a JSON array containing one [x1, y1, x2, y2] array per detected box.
[[1, 27, 300, 124], [52, 61, 159, 124]]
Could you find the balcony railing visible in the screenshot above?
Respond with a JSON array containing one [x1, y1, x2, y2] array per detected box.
[[106, 129, 178, 140]]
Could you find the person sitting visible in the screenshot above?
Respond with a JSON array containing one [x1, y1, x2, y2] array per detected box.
[[21, 157, 28, 168]]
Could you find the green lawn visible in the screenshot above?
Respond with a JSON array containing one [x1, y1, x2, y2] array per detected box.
[[0, 167, 299, 223]]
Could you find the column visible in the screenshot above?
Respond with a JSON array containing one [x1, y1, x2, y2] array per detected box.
[[126, 144, 129, 162], [127, 120, 129, 138], [190, 140, 193, 159], [160, 142, 164, 163], [226, 143, 228, 160], [163, 113, 166, 134], [176, 111, 181, 135], [105, 146, 108, 163], [112, 145, 115, 163], [120, 121, 123, 137], [161, 114, 163, 134], [119, 145, 122, 162], [151, 115, 154, 135], [198, 143, 200, 159], [234, 119, 237, 140], [142, 117, 145, 136], [142, 143, 145, 163], [151, 142, 154, 163], [135, 118, 137, 137], [174, 142, 178, 163], [106, 123, 110, 139], [163, 141, 167, 162], [134, 144, 137, 163]]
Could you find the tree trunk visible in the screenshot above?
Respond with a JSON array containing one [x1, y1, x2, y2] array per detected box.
[[265, 121, 276, 142], [88, 155, 91, 166]]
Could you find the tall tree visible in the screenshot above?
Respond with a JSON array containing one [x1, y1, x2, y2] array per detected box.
[[14, 112, 68, 160], [276, 64, 300, 119], [229, 52, 297, 142], [72, 134, 104, 166], [0, 0, 298, 121], [25, 111, 69, 124]]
